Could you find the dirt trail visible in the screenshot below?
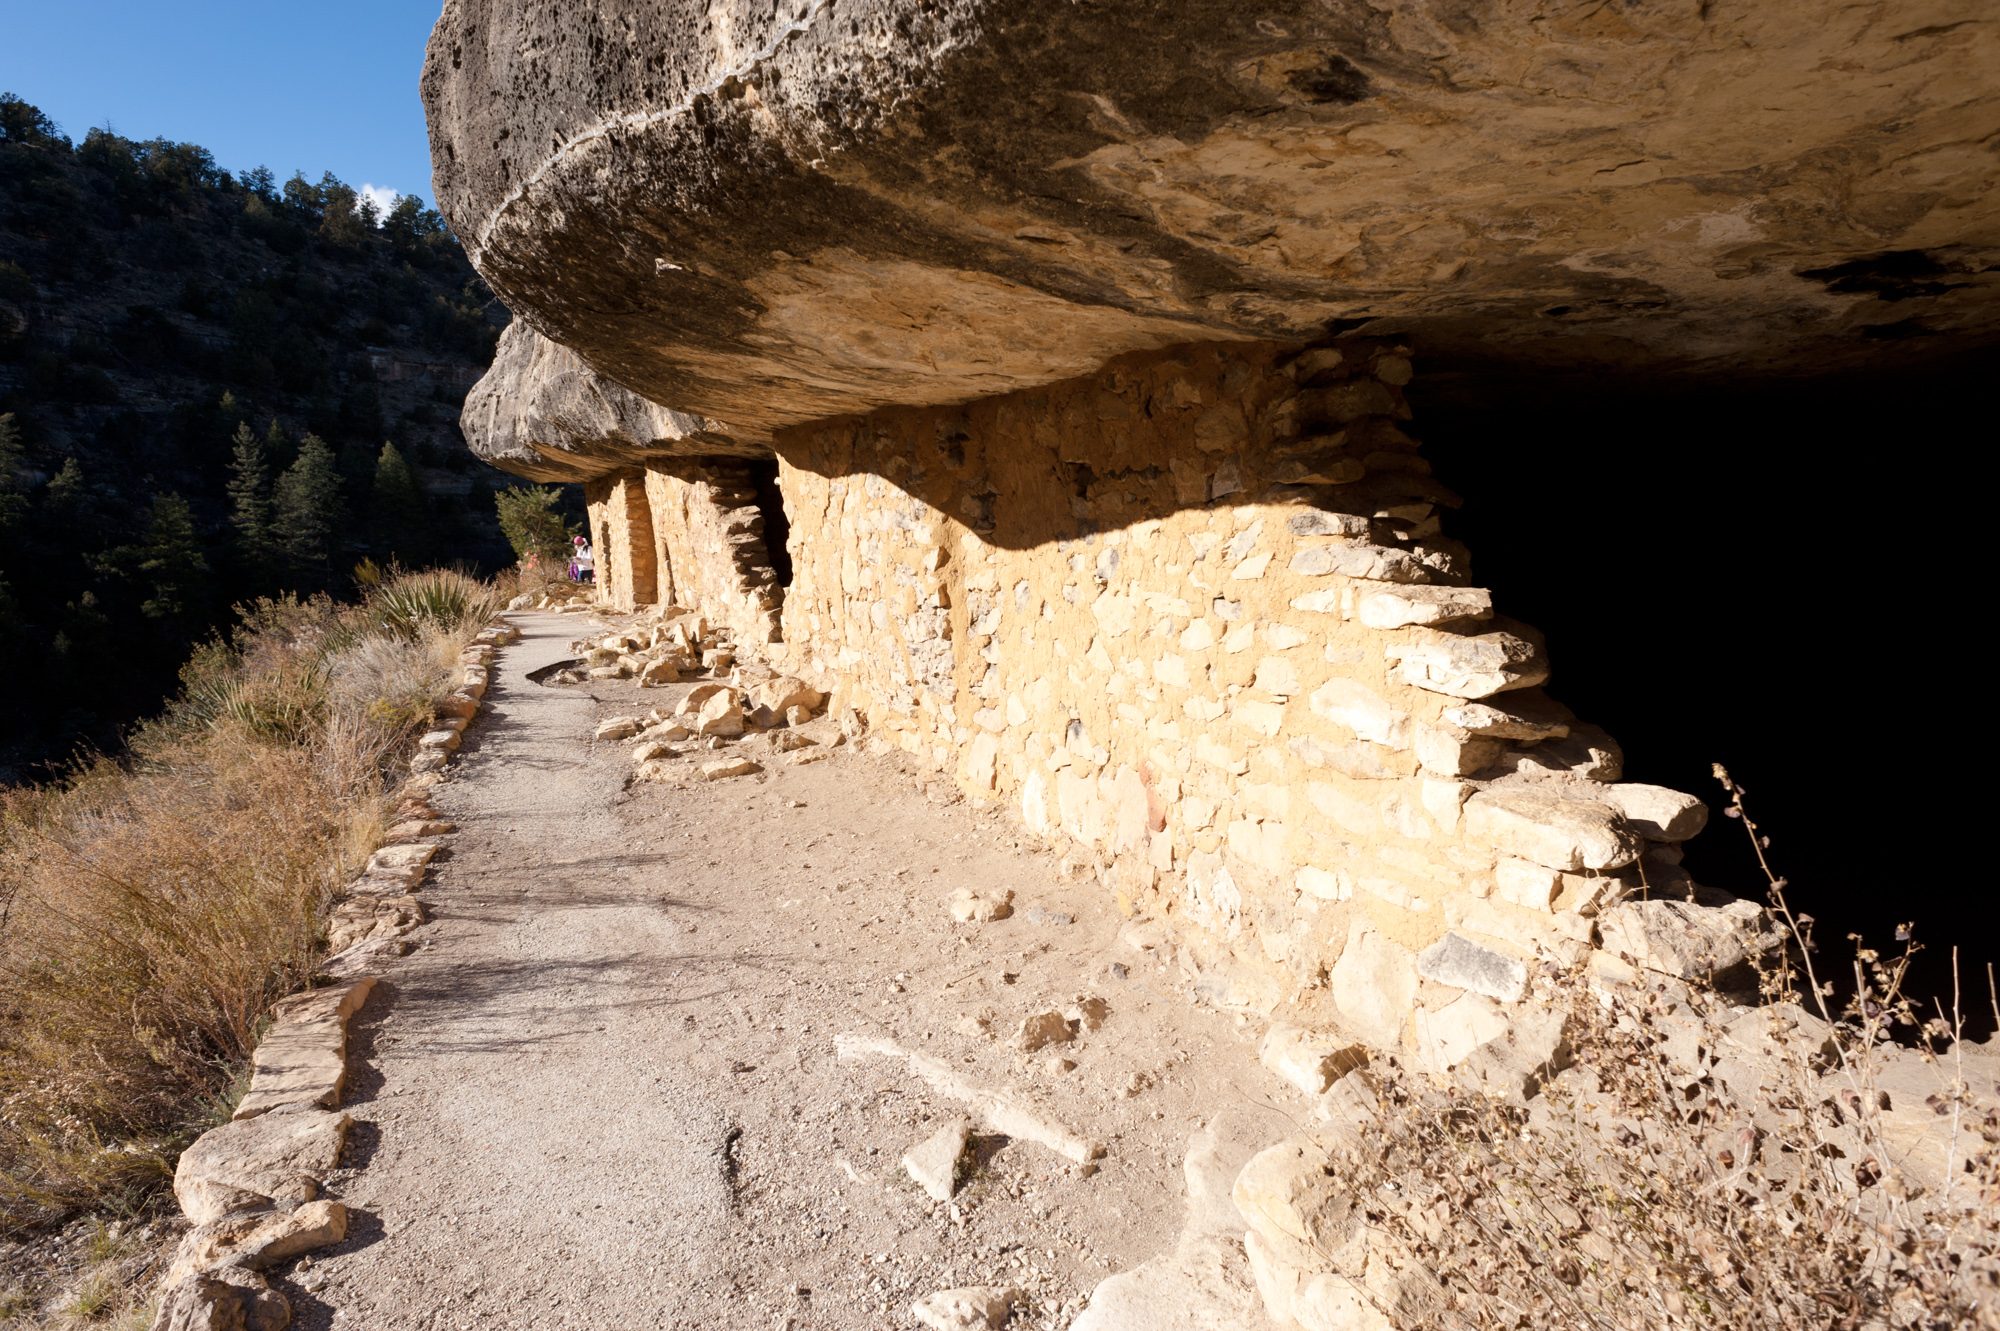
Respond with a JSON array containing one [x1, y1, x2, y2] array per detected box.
[[294, 611, 1285, 1331]]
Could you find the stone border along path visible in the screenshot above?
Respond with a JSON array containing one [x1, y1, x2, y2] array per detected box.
[[148, 620, 520, 1331]]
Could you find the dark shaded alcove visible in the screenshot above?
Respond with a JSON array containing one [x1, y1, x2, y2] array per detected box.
[[1414, 350, 1995, 1033], [747, 457, 795, 590]]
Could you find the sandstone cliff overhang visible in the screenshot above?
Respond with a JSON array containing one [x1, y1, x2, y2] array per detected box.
[[426, 0, 1997, 468], [461, 322, 740, 481]]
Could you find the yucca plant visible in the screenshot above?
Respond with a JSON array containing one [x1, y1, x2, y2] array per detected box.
[[367, 567, 498, 641]]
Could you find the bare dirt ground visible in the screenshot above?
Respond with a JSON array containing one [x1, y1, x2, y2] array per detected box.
[[290, 611, 1289, 1331]]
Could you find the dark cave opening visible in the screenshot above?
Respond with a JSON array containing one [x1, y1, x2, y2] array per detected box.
[[747, 457, 795, 590], [1413, 352, 1995, 1034]]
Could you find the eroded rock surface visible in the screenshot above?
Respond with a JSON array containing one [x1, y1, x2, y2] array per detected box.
[[427, 0, 1999, 461], [461, 322, 742, 481]]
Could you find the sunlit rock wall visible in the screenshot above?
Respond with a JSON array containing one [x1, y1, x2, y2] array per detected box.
[[756, 340, 1705, 1045]]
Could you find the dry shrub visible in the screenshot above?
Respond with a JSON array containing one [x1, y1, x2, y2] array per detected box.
[[1331, 772, 2000, 1330], [0, 570, 499, 1237], [0, 736, 355, 1231], [324, 625, 460, 752]]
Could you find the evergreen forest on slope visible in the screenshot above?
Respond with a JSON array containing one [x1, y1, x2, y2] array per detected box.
[[0, 93, 525, 777]]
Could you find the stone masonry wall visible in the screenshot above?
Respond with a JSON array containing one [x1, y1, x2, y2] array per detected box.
[[761, 341, 1709, 1065], [584, 461, 784, 636], [582, 471, 657, 611], [639, 460, 783, 645]]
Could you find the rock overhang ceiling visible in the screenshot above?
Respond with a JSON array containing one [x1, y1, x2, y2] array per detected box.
[[424, 0, 1999, 474]]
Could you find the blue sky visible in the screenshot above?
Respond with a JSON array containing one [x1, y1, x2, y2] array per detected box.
[[3, 1, 444, 211]]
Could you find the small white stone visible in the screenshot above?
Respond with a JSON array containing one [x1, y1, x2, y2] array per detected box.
[[697, 757, 761, 781], [948, 888, 1013, 923], [901, 1118, 972, 1203], [912, 1286, 1017, 1331], [1260, 1023, 1367, 1097]]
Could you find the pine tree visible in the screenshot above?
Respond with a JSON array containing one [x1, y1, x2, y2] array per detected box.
[[493, 485, 573, 566], [369, 440, 428, 564], [45, 457, 82, 494], [272, 432, 344, 579], [226, 422, 275, 565], [136, 493, 207, 620], [0, 412, 26, 533]]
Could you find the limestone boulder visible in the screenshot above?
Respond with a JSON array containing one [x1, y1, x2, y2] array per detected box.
[[1259, 1024, 1368, 1099], [637, 657, 681, 687], [1593, 782, 1709, 842], [745, 675, 826, 720], [365, 841, 437, 879], [594, 715, 643, 741], [1439, 697, 1571, 742], [1415, 932, 1527, 1003], [166, 1199, 350, 1284], [173, 1109, 351, 1225], [1386, 622, 1549, 700], [1411, 993, 1513, 1073], [901, 1117, 972, 1203], [1290, 543, 1464, 585], [434, 691, 478, 720], [1231, 1135, 1362, 1274], [1243, 1234, 1393, 1331], [673, 683, 726, 715], [1411, 724, 1504, 779], [697, 757, 760, 781], [1837, 1034, 2000, 1193], [150, 1267, 289, 1331], [383, 818, 455, 843], [1463, 785, 1642, 873], [691, 689, 746, 738], [1496, 725, 1624, 783], [232, 979, 375, 1120], [1354, 582, 1492, 630], [325, 896, 424, 955], [948, 889, 1014, 923], [1597, 895, 1778, 982], [1329, 924, 1417, 1049]]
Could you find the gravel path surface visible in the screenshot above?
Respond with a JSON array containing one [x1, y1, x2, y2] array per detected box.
[[291, 612, 1282, 1331]]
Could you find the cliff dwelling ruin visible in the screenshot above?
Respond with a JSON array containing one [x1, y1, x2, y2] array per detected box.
[[429, 0, 1996, 1028]]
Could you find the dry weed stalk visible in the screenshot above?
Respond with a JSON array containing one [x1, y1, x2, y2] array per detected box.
[[1319, 769, 2000, 1329]]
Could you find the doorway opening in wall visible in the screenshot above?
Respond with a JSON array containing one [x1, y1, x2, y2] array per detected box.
[[747, 457, 794, 590], [1414, 350, 1995, 1035]]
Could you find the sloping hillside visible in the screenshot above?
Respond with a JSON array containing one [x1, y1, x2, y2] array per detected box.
[[0, 92, 518, 774]]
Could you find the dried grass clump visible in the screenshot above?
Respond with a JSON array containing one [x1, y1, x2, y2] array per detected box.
[[0, 569, 498, 1237], [324, 624, 461, 749], [1331, 771, 2000, 1330]]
